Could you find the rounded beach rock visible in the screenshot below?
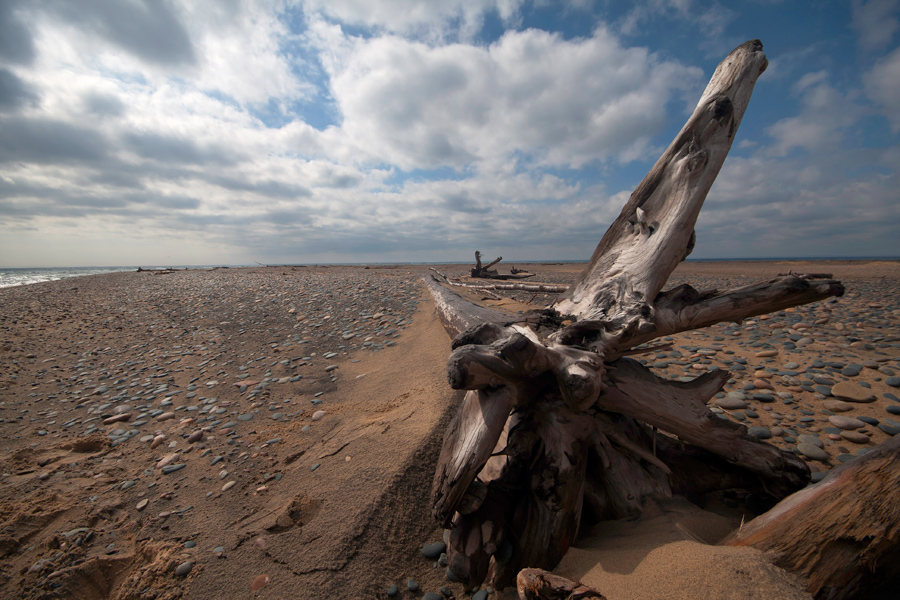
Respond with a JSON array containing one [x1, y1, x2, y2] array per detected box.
[[823, 399, 853, 413], [830, 382, 875, 403], [715, 397, 747, 410], [797, 443, 829, 461], [828, 415, 865, 430]]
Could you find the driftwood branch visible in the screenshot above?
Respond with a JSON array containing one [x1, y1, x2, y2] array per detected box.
[[553, 40, 769, 336], [554, 275, 844, 359]]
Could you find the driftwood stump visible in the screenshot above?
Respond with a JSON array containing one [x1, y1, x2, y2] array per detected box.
[[425, 40, 850, 592], [471, 251, 536, 280]]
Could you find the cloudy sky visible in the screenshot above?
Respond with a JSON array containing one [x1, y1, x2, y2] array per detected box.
[[1, 0, 898, 267]]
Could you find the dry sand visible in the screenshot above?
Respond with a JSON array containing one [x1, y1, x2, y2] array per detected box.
[[1, 260, 898, 600]]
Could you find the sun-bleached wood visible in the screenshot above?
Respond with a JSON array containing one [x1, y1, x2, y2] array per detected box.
[[430, 269, 568, 294], [425, 39, 847, 592], [553, 40, 768, 348]]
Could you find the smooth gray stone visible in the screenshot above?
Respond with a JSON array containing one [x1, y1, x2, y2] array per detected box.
[[237, 413, 253, 421], [886, 377, 900, 388], [387, 584, 398, 597], [747, 426, 771, 439], [810, 471, 827, 483], [407, 579, 419, 592], [797, 434, 823, 448], [716, 397, 748, 409], [878, 423, 900, 436], [162, 464, 185, 474], [421, 541, 447, 559], [423, 593, 443, 600], [797, 443, 829, 461], [174, 561, 193, 576], [473, 591, 488, 600]]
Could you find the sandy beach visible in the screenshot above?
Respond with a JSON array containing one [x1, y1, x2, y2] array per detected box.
[[1, 260, 899, 600]]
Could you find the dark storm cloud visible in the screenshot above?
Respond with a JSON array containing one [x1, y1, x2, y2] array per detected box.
[[315, 172, 361, 189], [442, 192, 489, 213], [0, 117, 110, 165], [208, 175, 313, 198], [0, 0, 36, 65], [43, 0, 196, 67], [82, 92, 127, 117], [0, 177, 200, 216], [122, 131, 237, 166], [0, 68, 38, 113]]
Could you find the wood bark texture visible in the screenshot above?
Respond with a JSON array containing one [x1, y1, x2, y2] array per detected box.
[[517, 568, 608, 600], [426, 39, 848, 593], [723, 433, 900, 599]]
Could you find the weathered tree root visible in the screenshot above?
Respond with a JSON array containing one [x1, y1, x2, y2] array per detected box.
[[427, 39, 850, 593]]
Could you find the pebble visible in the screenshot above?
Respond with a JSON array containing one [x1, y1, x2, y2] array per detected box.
[[473, 591, 488, 600], [715, 397, 748, 410], [797, 443, 829, 461], [407, 579, 419, 592], [161, 464, 186, 474], [830, 382, 875, 403], [423, 594, 443, 600], [251, 574, 269, 591], [136, 499, 149, 511], [387, 584, 399, 597], [174, 561, 193, 576], [311, 410, 326, 421], [828, 416, 865, 430], [886, 377, 900, 388], [747, 426, 771, 440], [878, 423, 900, 436], [755, 350, 778, 357], [840, 431, 870, 444], [187, 430, 203, 443], [422, 541, 447, 559], [156, 453, 179, 469], [823, 399, 853, 413], [222, 481, 236, 491], [797, 434, 823, 448]]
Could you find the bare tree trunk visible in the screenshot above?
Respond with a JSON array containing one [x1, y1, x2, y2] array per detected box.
[[425, 40, 846, 592]]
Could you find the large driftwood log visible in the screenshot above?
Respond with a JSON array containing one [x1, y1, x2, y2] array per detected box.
[[430, 269, 569, 294], [426, 40, 846, 592], [723, 434, 900, 599]]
